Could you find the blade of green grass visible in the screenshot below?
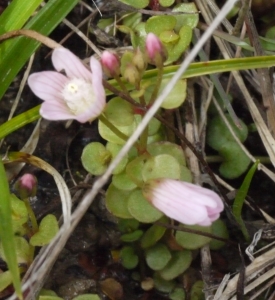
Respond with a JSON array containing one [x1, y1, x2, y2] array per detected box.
[[0, 0, 43, 35], [233, 160, 259, 242], [0, 0, 79, 99], [0, 161, 22, 298]]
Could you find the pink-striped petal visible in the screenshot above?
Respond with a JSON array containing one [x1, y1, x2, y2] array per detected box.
[[40, 101, 74, 120], [28, 71, 68, 103], [52, 48, 92, 82]]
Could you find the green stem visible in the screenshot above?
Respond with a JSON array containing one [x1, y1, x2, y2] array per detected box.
[[99, 115, 129, 142], [23, 198, 38, 233], [149, 64, 164, 105]]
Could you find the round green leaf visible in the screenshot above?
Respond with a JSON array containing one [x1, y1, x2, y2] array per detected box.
[[159, 30, 179, 43], [30, 214, 59, 247], [159, 78, 187, 109], [165, 25, 193, 65], [112, 171, 137, 191], [159, 0, 175, 7], [147, 141, 186, 166], [126, 155, 147, 186], [175, 225, 212, 250], [127, 189, 163, 223], [10, 193, 28, 234], [120, 246, 139, 269], [81, 142, 110, 175], [142, 154, 181, 181], [121, 229, 143, 242], [169, 287, 186, 300], [106, 142, 128, 174], [206, 114, 248, 150], [145, 243, 172, 270], [159, 250, 192, 280], [180, 166, 193, 182], [190, 280, 204, 300], [218, 143, 251, 179], [0, 271, 13, 292], [173, 3, 199, 30], [153, 272, 176, 293], [118, 218, 140, 233], [0, 236, 31, 265], [140, 219, 167, 248], [118, 0, 149, 9], [98, 119, 136, 145], [209, 220, 229, 250], [105, 184, 132, 219], [104, 97, 134, 127], [145, 16, 176, 36]]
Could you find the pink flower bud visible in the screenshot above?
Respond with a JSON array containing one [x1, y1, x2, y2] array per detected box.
[[15, 174, 37, 199], [143, 179, 224, 226], [101, 50, 120, 77], [145, 33, 167, 66]]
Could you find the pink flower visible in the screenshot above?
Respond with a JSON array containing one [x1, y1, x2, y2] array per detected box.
[[101, 51, 120, 77], [143, 179, 224, 226], [145, 33, 166, 65], [28, 48, 106, 123], [15, 173, 37, 198]]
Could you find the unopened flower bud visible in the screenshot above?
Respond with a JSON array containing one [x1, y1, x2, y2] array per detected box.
[[132, 48, 147, 74], [145, 33, 167, 66], [15, 173, 37, 199], [101, 50, 120, 77], [123, 64, 140, 85]]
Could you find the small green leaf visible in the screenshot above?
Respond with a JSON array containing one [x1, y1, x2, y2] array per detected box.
[[190, 280, 204, 300], [39, 289, 63, 300], [147, 142, 186, 166], [121, 229, 143, 242], [141, 219, 167, 248], [142, 154, 181, 181], [159, 78, 187, 109], [169, 287, 186, 300], [159, 250, 192, 280], [112, 171, 137, 191], [209, 220, 229, 250], [118, 218, 140, 233], [30, 214, 59, 247], [104, 97, 134, 127], [175, 225, 212, 250], [118, 0, 149, 9], [10, 194, 28, 234], [153, 272, 176, 293], [207, 114, 248, 150], [106, 184, 133, 219], [81, 142, 111, 176], [145, 243, 172, 270], [159, 0, 175, 7], [122, 12, 142, 29], [173, 3, 199, 30], [127, 189, 163, 223], [120, 246, 139, 269], [0, 271, 13, 293], [145, 16, 176, 36], [106, 142, 129, 174]]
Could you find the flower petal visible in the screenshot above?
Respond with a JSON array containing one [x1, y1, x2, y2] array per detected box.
[[40, 101, 74, 121], [52, 48, 92, 81], [143, 179, 224, 226], [28, 71, 67, 103], [74, 57, 106, 123]]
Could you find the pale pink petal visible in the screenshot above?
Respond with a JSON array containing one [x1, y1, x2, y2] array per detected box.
[[28, 71, 67, 103], [52, 48, 92, 82], [101, 51, 120, 76], [143, 179, 224, 226], [74, 57, 106, 123], [40, 101, 74, 120]]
